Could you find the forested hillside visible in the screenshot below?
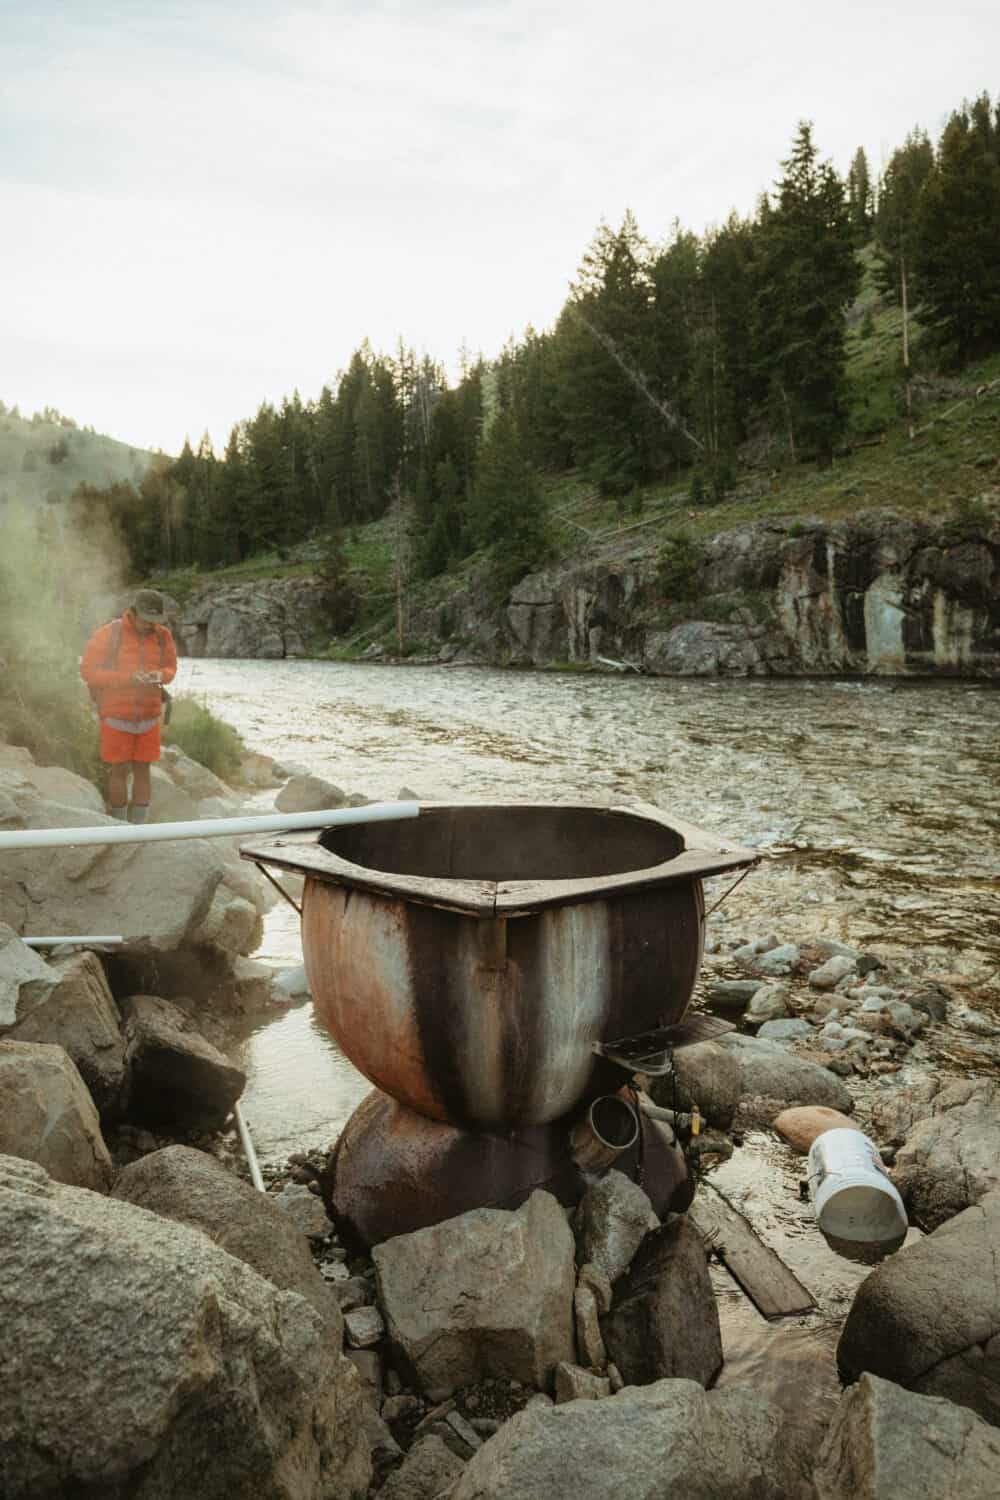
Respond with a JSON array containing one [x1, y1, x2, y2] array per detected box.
[[0, 404, 153, 506], [43, 93, 1000, 628]]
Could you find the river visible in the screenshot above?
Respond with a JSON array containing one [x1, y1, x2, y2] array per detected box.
[[179, 657, 998, 1429], [171, 657, 1000, 1160]]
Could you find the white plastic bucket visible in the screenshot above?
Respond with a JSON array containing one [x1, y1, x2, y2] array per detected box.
[[807, 1128, 908, 1245]]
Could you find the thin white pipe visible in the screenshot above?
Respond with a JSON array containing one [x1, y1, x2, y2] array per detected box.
[[23, 936, 125, 947], [0, 802, 419, 852], [233, 1101, 265, 1193]]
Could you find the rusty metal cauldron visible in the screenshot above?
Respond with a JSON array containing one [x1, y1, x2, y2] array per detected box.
[[242, 801, 757, 1132], [327, 1086, 694, 1250]]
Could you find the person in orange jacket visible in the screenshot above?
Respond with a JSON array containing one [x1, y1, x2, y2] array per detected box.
[[80, 589, 178, 822]]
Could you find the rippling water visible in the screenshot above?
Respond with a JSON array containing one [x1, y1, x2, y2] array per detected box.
[[179, 658, 999, 1160]]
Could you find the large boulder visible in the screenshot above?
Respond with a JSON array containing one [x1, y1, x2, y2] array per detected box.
[[373, 1190, 576, 1400], [838, 1190, 1000, 1426], [649, 1041, 741, 1129], [872, 1078, 1000, 1228], [0, 1040, 112, 1190], [112, 1145, 342, 1332], [600, 1217, 722, 1387], [0, 1153, 370, 1499], [814, 1373, 1000, 1499], [6, 950, 126, 1119], [275, 773, 347, 814], [449, 1378, 815, 1500], [720, 1034, 854, 1119], [120, 993, 245, 1129], [0, 923, 58, 1028]]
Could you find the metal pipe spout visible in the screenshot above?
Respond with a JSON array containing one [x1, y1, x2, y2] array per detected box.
[[569, 1094, 640, 1173]]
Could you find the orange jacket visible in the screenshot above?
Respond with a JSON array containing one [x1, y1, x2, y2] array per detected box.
[[80, 612, 178, 723]]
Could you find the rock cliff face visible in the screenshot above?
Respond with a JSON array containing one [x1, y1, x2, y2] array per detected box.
[[178, 507, 1000, 677]]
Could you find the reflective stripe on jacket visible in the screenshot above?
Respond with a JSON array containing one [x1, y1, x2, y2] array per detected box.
[[79, 612, 178, 723]]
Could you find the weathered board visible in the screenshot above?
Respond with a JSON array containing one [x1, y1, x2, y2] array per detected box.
[[689, 1183, 815, 1320]]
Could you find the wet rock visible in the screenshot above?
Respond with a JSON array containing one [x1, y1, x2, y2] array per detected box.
[[838, 1190, 1000, 1426], [573, 1284, 607, 1368], [873, 1078, 1000, 1228], [815, 1372, 1000, 1498], [757, 1018, 815, 1043], [270, 1180, 331, 1240], [745, 983, 791, 1025], [275, 773, 347, 814], [649, 1040, 741, 1128], [773, 1106, 857, 1153], [809, 954, 857, 989], [5, 949, 125, 1119], [119, 993, 245, 1130], [720, 1035, 854, 1119], [0, 923, 58, 1029], [373, 1190, 576, 1400], [574, 1170, 658, 1283], [554, 1363, 611, 1402], [377, 1435, 466, 1500], [449, 1379, 814, 1500], [600, 1217, 722, 1389], [112, 1145, 344, 1332], [0, 1153, 370, 1499], [0, 1039, 113, 1190]]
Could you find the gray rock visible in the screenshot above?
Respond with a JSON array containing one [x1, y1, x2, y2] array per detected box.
[[723, 1039, 854, 1119], [112, 1145, 342, 1332], [0, 1040, 113, 1191], [873, 1078, 1000, 1228], [600, 1217, 722, 1388], [574, 1170, 658, 1283], [378, 1435, 466, 1500], [345, 1348, 382, 1405], [345, 1306, 386, 1348], [838, 1190, 1000, 1426], [5, 950, 125, 1119], [649, 1040, 741, 1129], [809, 954, 857, 989], [573, 1284, 607, 1369], [373, 1190, 576, 1400], [554, 1363, 611, 1402], [273, 965, 311, 1001], [362, 1402, 404, 1486], [0, 923, 58, 1029], [0, 1153, 370, 1499], [754, 944, 801, 977], [119, 993, 245, 1130], [270, 1180, 331, 1240], [756, 1018, 815, 1043], [275, 774, 347, 814], [746, 983, 791, 1024], [705, 979, 762, 1010], [814, 1373, 1000, 1498], [906, 987, 949, 1022], [449, 1378, 814, 1500], [190, 886, 262, 954], [577, 1261, 613, 1315]]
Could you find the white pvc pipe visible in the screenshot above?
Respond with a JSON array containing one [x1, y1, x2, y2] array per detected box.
[[233, 1101, 266, 1193], [0, 802, 419, 852], [23, 936, 125, 947]]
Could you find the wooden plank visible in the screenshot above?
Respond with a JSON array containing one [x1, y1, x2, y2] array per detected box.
[[689, 1183, 814, 1321]]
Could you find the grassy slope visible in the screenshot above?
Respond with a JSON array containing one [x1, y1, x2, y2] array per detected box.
[[151, 254, 1000, 651], [0, 410, 155, 506]]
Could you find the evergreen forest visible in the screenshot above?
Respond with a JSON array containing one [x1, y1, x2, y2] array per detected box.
[[63, 95, 1000, 611]]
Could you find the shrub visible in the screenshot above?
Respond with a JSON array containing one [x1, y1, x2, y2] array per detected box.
[[655, 532, 708, 601], [164, 697, 245, 782]]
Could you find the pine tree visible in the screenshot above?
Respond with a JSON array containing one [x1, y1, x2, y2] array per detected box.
[[468, 409, 551, 594], [753, 122, 860, 462], [847, 147, 874, 244]]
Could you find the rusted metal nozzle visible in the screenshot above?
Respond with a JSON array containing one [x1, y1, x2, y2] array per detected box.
[[570, 1094, 640, 1173]]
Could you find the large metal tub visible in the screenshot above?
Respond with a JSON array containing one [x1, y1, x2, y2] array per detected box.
[[243, 801, 756, 1131]]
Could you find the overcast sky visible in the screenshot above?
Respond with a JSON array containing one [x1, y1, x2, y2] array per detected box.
[[2, 0, 996, 455]]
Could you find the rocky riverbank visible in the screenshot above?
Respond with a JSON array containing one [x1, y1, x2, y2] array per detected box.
[[2, 752, 1000, 1496], [171, 505, 1000, 678]]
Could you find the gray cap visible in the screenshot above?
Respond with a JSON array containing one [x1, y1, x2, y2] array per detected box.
[[132, 589, 168, 623]]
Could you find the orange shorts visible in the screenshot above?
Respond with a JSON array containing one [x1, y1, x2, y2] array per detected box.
[[100, 721, 162, 764]]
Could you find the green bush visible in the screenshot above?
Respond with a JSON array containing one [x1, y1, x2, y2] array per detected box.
[[655, 532, 708, 601], [164, 697, 245, 782]]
